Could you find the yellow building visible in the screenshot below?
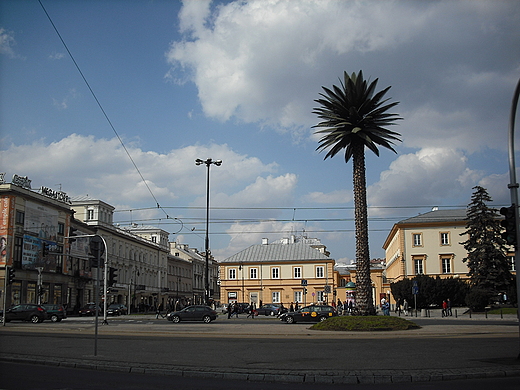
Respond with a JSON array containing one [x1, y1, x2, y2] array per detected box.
[[219, 236, 336, 306], [383, 209, 471, 283]]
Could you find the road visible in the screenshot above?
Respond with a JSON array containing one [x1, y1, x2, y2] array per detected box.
[[1, 313, 519, 388]]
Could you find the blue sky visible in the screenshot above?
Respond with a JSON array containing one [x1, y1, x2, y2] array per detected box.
[[1, 0, 519, 263]]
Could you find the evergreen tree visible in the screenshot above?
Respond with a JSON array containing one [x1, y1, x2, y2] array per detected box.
[[460, 186, 513, 296]]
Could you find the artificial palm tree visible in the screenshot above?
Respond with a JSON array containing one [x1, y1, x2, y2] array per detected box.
[[313, 70, 401, 315]]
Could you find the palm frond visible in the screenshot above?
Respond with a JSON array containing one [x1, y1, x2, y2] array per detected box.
[[313, 70, 401, 162]]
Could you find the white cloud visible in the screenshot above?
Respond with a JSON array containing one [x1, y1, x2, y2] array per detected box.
[[0, 28, 18, 59], [0, 133, 288, 207], [367, 148, 485, 209], [303, 189, 352, 204], [49, 52, 65, 60], [215, 219, 306, 260], [167, 0, 519, 153]]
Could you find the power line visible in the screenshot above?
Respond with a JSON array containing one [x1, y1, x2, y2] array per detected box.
[[38, 0, 170, 219]]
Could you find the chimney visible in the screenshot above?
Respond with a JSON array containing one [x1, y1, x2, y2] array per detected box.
[[262, 238, 269, 245]]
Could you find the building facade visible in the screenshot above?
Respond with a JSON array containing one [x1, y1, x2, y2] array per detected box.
[[219, 236, 336, 306], [382, 208, 516, 284], [1, 177, 80, 308], [71, 199, 170, 312], [383, 209, 471, 283]]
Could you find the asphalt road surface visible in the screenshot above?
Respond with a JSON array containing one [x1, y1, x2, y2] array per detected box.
[[1, 314, 519, 388]]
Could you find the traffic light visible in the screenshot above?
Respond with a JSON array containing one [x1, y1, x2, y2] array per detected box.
[[7, 267, 15, 284], [38, 286, 45, 296], [42, 243, 49, 256], [69, 226, 78, 243], [500, 204, 517, 247], [303, 287, 307, 295], [108, 267, 118, 286], [89, 236, 104, 267]]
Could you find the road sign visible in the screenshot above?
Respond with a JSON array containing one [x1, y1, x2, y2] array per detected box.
[[412, 280, 419, 295], [301, 279, 308, 286]]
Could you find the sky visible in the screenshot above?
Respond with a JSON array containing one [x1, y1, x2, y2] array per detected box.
[[1, 0, 519, 264]]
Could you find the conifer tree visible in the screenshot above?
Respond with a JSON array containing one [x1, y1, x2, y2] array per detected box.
[[460, 186, 513, 296]]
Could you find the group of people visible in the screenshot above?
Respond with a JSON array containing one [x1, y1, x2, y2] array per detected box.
[[332, 299, 356, 315], [394, 298, 410, 316], [442, 299, 453, 317]]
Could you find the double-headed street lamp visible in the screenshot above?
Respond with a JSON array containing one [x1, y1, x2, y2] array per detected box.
[[195, 158, 222, 305]]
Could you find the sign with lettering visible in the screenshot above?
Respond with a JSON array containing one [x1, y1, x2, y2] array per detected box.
[[40, 186, 72, 204], [12, 174, 32, 190]]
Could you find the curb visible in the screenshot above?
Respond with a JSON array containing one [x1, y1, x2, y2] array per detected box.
[[2, 354, 520, 385]]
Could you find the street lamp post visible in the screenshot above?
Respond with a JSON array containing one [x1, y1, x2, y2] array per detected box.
[[196, 158, 222, 305], [505, 77, 520, 359]]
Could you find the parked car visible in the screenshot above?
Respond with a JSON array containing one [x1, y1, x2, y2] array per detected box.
[[79, 303, 102, 316], [255, 303, 288, 316], [280, 305, 338, 324], [1, 304, 47, 323], [166, 305, 217, 323], [41, 304, 67, 322], [106, 303, 128, 316]]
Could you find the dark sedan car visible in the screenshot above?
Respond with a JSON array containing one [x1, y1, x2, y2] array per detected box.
[[1, 304, 47, 323], [280, 305, 338, 324], [255, 303, 288, 316], [41, 304, 67, 322], [166, 305, 217, 323], [106, 303, 127, 316], [78, 303, 102, 316]]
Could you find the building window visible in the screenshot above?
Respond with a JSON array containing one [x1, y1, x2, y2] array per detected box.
[[271, 267, 279, 279], [87, 209, 94, 220], [412, 233, 422, 247], [509, 256, 516, 272], [15, 210, 24, 225], [316, 266, 324, 278], [414, 258, 424, 275], [151, 236, 157, 243], [229, 268, 236, 280], [272, 291, 280, 303], [293, 267, 302, 279], [14, 236, 23, 268], [58, 222, 64, 235], [250, 268, 258, 279], [440, 232, 450, 246], [441, 257, 452, 274], [317, 291, 324, 302], [294, 291, 302, 303]]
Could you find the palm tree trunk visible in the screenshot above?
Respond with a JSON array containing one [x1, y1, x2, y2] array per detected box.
[[352, 142, 376, 315]]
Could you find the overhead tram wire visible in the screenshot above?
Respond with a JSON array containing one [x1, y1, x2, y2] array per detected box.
[[38, 0, 172, 221], [113, 204, 470, 213]]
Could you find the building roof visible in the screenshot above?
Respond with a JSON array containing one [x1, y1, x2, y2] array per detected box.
[[397, 209, 467, 225], [221, 242, 332, 264]]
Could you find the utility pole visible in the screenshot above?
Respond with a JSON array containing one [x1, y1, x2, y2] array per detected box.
[[504, 77, 520, 359]]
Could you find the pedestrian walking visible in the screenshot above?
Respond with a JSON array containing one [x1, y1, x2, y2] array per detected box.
[[289, 302, 294, 312], [382, 300, 390, 316], [446, 298, 452, 316], [246, 302, 256, 318], [227, 302, 233, 319], [395, 299, 402, 315], [442, 300, 448, 317], [403, 299, 409, 316], [155, 304, 165, 319]]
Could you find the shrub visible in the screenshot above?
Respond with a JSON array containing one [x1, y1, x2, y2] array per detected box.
[[310, 316, 420, 331], [465, 288, 491, 311]]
